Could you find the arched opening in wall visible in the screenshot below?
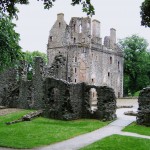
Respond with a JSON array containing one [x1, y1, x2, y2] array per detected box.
[[62, 89, 73, 114], [50, 36, 53, 42], [89, 88, 98, 112], [74, 38, 76, 43], [79, 25, 82, 33], [47, 87, 60, 118], [48, 87, 60, 103], [110, 57, 112, 64]]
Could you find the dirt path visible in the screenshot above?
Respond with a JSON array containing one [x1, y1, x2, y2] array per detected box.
[[0, 108, 21, 116]]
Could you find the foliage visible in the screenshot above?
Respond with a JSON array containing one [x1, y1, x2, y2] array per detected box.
[[0, 110, 109, 149], [119, 35, 150, 96], [123, 122, 150, 136], [0, 12, 23, 72], [81, 134, 150, 150], [0, 0, 94, 18], [140, 0, 150, 27], [23, 51, 47, 80]]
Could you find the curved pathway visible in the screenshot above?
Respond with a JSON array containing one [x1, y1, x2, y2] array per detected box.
[[36, 106, 150, 150], [0, 99, 150, 150]]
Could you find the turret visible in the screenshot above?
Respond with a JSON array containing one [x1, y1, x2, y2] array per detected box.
[[110, 28, 116, 48], [57, 13, 64, 21], [92, 19, 100, 38]]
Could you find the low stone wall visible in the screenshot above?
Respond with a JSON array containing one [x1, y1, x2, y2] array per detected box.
[[137, 87, 150, 126]]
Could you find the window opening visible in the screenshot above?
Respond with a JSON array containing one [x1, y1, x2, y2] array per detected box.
[[108, 72, 110, 77], [59, 22, 61, 28], [110, 57, 112, 64], [50, 36, 53, 42], [75, 57, 77, 62], [74, 38, 76, 43], [75, 68, 77, 73]]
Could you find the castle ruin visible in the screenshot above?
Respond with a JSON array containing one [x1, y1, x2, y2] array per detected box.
[[0, 13, 123, 121], [47, 13, 124, 98]]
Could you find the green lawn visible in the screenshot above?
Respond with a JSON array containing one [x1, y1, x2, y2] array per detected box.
[[81, 134, 150, 150], [0, 110, 109, 149], [123, 122, 150, 136]]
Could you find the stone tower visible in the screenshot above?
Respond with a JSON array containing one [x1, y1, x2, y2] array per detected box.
[[47, 13, 124, 98]]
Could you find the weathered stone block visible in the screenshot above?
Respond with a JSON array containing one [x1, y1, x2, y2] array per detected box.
[[137, 87, 150, 126]]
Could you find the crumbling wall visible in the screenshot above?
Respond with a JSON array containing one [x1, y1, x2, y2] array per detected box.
[[137, 87, 150, 126], [32, 57, 45, 109], [47, 54, 67, 80], [18, 80, 32, 109], [82, 85, 116, 121], [0, 68, 18, 107], [43, 78, 84, 120], [0, 57, 117, 121]]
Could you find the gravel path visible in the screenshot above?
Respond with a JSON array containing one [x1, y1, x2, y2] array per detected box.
[[0, 108, 21, 116]]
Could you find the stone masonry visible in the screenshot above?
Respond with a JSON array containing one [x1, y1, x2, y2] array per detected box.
[[0, 57, 117, 121], [47, 13, 124, 98], [137, 87, 150, 126]]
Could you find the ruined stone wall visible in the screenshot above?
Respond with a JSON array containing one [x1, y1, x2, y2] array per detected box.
[[43, 78, 116, 121], [43, 78, 84, 120], [0, 68, 18, 107], [137, 87, 150, 126], [82, 85, 116, 120], [32, 57, 45, 109], [0, 57, 117, 121]]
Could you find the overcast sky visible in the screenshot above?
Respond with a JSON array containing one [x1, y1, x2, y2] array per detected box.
[[13, 0, 150, 53]]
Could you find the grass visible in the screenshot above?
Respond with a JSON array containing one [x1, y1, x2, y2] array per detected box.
[[0, 110, 109, 149], [133, 91, 140, 97], [81, 134, 150, 150], [123, 122, 150, 136]]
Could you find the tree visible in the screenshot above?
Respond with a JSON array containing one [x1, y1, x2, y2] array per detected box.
[[140, 0, 150, 27], [23, 51, 47, 80], [0, 12, 23, 72], [0, 0, 95, 18], [119, 35, 150, 96]]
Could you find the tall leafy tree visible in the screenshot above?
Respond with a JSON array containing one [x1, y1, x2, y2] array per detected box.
[[119, 35, 150, 96], [0, 0, 95, 18], [23, 51, 47, 80], [0, 12, 23, 72], [141, 0, 150, 27]]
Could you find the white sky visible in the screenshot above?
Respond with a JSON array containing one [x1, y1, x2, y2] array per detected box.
[[13, 0, 150, 53]]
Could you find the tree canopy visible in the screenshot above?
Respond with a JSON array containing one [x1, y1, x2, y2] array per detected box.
[[0, 12, 23, 72], [140, 0, 150, 27], [119, 35, 150, 96], [0, 0, 95, 18], [23, 51, 47, 80]]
